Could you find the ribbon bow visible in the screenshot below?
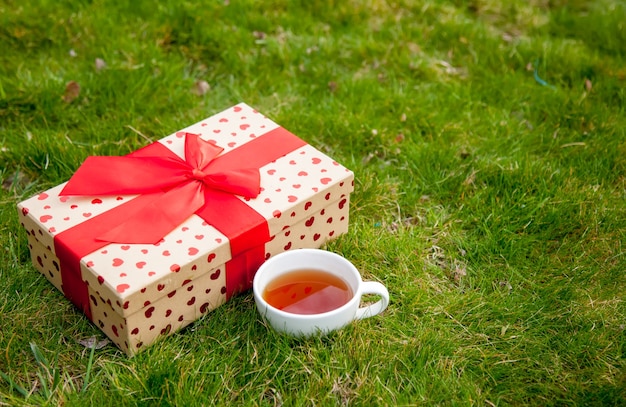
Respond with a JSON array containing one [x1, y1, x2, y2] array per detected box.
[[54, 126, 307, 319], [60, 132, 261, 244]]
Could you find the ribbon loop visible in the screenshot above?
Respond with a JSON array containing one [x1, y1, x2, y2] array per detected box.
[[202, 169, 260, 197], [183, 132, 224, 169]]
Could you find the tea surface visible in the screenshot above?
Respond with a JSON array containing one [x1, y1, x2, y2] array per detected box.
[[263, 269, 353, 314]]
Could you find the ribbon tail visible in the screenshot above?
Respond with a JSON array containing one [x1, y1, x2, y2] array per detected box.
[[98, 181, 205, 244]]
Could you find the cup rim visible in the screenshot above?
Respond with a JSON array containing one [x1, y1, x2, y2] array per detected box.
[[253, 249, 362, 319]]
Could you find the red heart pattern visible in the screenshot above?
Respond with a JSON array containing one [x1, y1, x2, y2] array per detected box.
[[39, 215, 53, 223], [145, 306, 155, 318], [117, 284, 130, 293]]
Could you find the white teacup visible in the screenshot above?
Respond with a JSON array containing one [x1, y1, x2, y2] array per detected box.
[[253, 249, 390, 336]]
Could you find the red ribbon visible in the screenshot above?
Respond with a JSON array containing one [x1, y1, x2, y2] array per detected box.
[[54, 128, 306, 319]]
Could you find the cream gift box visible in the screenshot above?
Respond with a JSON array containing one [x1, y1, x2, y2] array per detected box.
[[17, 103, 354, 355]]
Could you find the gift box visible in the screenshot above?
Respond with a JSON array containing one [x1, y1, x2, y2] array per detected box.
[[17, 103, 354, 355]]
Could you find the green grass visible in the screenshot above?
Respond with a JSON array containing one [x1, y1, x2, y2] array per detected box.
[[1, 0, 625, 405]]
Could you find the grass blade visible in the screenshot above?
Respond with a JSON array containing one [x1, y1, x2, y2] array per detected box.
[[81, 341, 97, 393], [29, 342, 49, 368], [0, 370, 30, 398]]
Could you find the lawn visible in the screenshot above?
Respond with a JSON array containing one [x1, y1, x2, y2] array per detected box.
[[1, 0, 625, 405]]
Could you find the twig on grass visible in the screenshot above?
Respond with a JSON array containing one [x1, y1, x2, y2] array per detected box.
[[126, 125, 153, 143]]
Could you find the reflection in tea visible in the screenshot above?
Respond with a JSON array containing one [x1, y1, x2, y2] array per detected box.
[[262, 269, 353, 314]]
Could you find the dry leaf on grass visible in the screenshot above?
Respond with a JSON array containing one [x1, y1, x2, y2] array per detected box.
[[95, 58, 107, 71], [193, 80, 210, 96], [253, 31, 266, 40], [407, 42, 421, 54], [78, 336, 110, 350], [63, 81, 81, 103], [452, 264, 467, 283], [463, 169, 478, 186]]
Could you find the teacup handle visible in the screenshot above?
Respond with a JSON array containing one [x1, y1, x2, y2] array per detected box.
[[355, 281, 390, 320]]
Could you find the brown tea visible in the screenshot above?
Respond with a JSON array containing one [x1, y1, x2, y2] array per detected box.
[[262, 269, 353, 315]]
